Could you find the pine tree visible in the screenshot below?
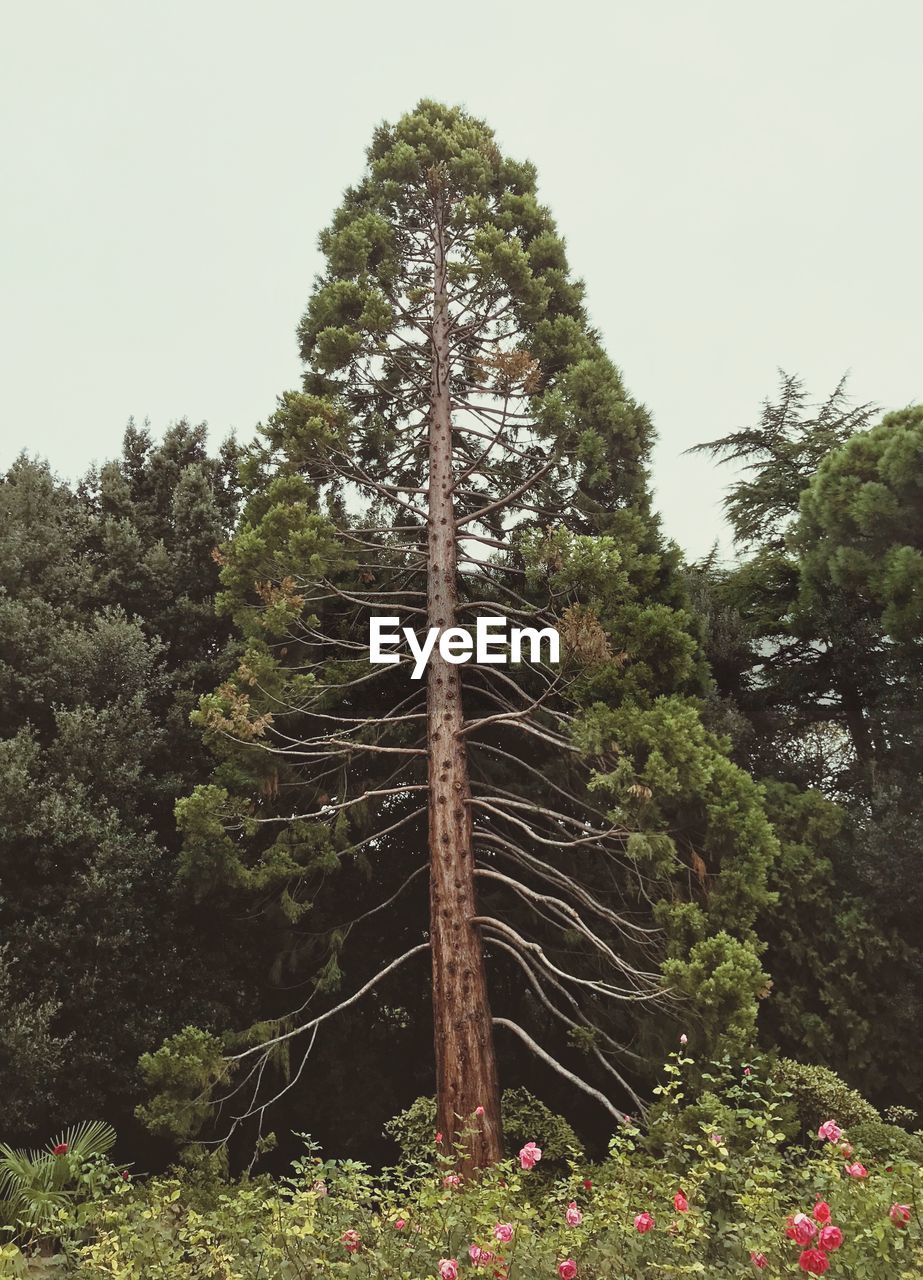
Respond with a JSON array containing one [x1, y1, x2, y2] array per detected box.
[[175, 102, 776, 1167]]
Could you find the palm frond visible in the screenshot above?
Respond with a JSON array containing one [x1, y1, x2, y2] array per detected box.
[[46, 1121, 116, 1163]]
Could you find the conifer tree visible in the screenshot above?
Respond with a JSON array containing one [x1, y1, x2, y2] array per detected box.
[[175, 102, 776, 1167], [691, 385, 923, 1108]]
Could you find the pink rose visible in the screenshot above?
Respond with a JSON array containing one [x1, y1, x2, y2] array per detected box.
[[493, 1223, 514, 1243], [557, 1261, 577, 1280], [817, 1119, 842, 1143], [438, 1260, 459, 1280], [393, 1218, 406, 1231], [708, 1133, 724, 1146], [435, 1131, 443, 1144], [750, 1252, 768, 1271], [839, 1141, 854, 1158], [469, 1245, 493, 1267], [475, 1105, 485, 1117], [813, 1201, 830, 1225], [673, 1190, 688, 1213], [565, 1201, 582, 1226], [679, 1033, 687, 1045], [845, 1162, 868, 1178], [789, 1213, 817, 1246], [519, 1141, 542, 1170], [798, 1248, 829, 1275], [743, 1066, 751, 1076], [634, 1211, 654, 1234], [818, 1225, 842, 1252], [442, 1173, 461, 1189], [890, 1203, 912, 1227], [340, 1230, 361, 1254]]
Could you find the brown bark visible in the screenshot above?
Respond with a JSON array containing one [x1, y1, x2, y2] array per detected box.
[[838, 679, 875, 768], [426, 189, 503, 1169]]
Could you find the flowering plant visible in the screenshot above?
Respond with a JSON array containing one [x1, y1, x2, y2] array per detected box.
[[10, 1053, 921, 1278]]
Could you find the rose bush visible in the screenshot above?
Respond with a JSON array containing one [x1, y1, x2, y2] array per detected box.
[[4, 1052, 921, 1278]]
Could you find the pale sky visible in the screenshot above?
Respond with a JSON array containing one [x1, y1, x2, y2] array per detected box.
[[2, 1, 920, 559]]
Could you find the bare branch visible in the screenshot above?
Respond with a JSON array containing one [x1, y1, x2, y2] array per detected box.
[[228, 943, 431, 1063], [493, 1017, 627, 1123]]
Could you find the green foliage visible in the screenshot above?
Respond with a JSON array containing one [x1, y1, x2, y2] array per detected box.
[[0, 1121, 117, 1244], [661, 933, 769, 1058], [0, 429, 253, 1144], [382, 1094, 437, 1162], [0, 946, 68, 1139], [500, 1088, 583, 1164], [796, 404, 923, 648], [848, 1122, 923, 1164], [646, 1049, 788, 1164], [691, 379, 923, 1117], [384, 1089, 581, 1165], [136, 1028, 227, 1141], [14, 1057, 923, 1277], [773, 1058, 880, 1135], [691, 372, 875, 550], [751, 782, 916, 1100]]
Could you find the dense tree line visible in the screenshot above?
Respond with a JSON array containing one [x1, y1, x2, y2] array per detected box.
[[1, 105, 919, 1164], [690, 379, 923, 1109], [0, 424, 266, 1145]]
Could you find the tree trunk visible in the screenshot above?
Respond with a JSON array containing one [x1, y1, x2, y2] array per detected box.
[[426, 190, 503, 1169], [838, 677, 876, 779]]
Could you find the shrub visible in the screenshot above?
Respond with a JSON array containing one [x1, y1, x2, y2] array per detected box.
[[0, 1121, 118, 1247], [7, 1052, 923, 1278], [773, 1057, 880, 1134], [849, 1120, 923, 1164], [382, 1093, 437, 1161], [644, 1050, 785, 1160], [885, 1104, 919, 1129], [135, 1026, 226, 1141], [384, 1088, 582, 1165], [54, 1118, 923, 1279], [500, 1087, 583, 1163]]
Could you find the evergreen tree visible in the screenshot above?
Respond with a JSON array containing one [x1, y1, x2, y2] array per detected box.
[[691, 383, 923, 1109], [171, 102, 777, 1166], [0, 433, 252, 1142]]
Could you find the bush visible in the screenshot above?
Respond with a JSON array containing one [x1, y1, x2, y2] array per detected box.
[[0, 1121, 119, 1248], [382, 1093, 437, 1161], [643, 1050, 784, 1159], [384, 1089, 582, 1165], [51, 1119, 923, 1279], [6, 1052, 923, 1278], [849, 1120, 923, 1164], [773, 1057, 881, 1135], [499, 1087, 583, 1164]]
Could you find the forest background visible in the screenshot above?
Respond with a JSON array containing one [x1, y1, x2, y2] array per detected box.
[[1, 2, 921, 1180]]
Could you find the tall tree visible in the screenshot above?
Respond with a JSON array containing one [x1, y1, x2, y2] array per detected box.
[[173, 102, 776, 1167], [0, 429, 251, 1142], [691, 384, 923, 1108]]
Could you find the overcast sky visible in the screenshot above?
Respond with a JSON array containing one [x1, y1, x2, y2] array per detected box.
[[2, 1, 920, 559]]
